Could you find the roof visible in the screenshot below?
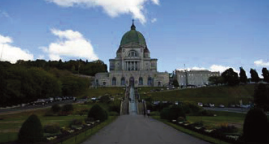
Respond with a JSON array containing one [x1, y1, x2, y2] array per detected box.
[[120, 22, 147, 47]]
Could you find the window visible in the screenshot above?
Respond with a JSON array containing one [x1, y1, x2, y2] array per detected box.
[[121, 77, 125, 85], [148, 77, 152, 86], [112, 77, 116, 85], [128, 50, 138, 57], [139, 77, 143, 85]]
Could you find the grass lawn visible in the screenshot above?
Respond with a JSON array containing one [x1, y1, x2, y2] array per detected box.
[[59, 116, 117, 144], [76, 87, 125, 98], [141, 85, 255, 106], [152, 116, 230, 144], [187, 111, 246, 133], [0, 102, 117, 143]]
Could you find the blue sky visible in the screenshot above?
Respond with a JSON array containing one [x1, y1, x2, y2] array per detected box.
[[0, 0, 268, 76]]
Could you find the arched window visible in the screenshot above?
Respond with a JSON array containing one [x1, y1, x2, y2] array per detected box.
[[128, 50, 138, 57], [121, 77, 125, 86], [139, 77, 143, 85], [112, 77, 116, 85], [148, 77, 152, 86], [103, 82, 106, 86], [158, 81, 161, 86]]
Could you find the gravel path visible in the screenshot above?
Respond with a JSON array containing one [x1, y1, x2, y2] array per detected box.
[[82, 115, 210, 144]]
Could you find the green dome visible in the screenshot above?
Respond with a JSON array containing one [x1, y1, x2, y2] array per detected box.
[[120, 23, 147, 47]]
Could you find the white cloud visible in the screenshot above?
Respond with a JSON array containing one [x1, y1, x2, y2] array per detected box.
[[47, 0, 159, 24], [43, 29, 98, 61], [151, 0, 159, 5], [0, 34, 34, 63], [0, 10, 10, 18], [151, 18, 157, 23], [177, 64, 239, 74], [254, 59, 269, 67]]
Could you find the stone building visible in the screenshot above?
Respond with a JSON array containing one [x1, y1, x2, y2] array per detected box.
[[95, 21, 169, 87], [175, 69, 220, 87]]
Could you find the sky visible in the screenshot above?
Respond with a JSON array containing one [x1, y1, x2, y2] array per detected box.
[[0, 0, 269, 77]]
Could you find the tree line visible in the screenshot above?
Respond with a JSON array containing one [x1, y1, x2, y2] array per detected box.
[[16, 59, 107, 76], [208, 67, 269, 86], [0, 60, 101, 107]]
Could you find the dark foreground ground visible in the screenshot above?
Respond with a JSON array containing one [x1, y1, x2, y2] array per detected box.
[[82, 115, 210, 144]]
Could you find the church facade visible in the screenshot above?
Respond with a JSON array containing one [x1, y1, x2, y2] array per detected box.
[[95, 22, 169, 87]]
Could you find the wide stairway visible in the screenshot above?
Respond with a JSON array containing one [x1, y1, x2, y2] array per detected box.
[[129, 86, 137, 115], [121, 88, 129, 115]]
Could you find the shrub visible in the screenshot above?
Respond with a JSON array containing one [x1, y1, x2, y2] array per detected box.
[[70, 119, 84, 126], [85, 117, 94, 124], [109, 101, 121, 113], [195, 110, 214, 116], [150, 111, 160, 116], [100, 95, 111, 103], [192, 121, 204, 127], [18, 114, 44, 143], [44, 123, 60, 134], [214, 124, 238, 134], [88, 104, 108, 122], [177, 117, 186, 122], [181, 102, 202, 114], [160, 105, 186, 121], [109, 111, 119, 116], [51, 104, 61, 113], [243, 108, 269, 143], [62, 104, 74, 112]]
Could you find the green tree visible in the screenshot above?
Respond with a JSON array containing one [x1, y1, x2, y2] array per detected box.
[[18, 114, 44, 143], [262, 67, 269, 83], [250, 68, 260, 83], [221, 68, 239, 86], [208, 76, 224, 85], [253, 84, 269, 111], [172, 79, 179, 87], [88, 104, 108, 122], [160, 105, 186, 121], [243, 108, 269, 143], [239, 67, 247, 84]]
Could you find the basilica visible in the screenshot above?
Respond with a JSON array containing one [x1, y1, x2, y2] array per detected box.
[[95, 21, 169, 87]]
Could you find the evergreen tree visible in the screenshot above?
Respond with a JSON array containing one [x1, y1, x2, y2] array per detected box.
[[253, 84, 269, 111], [243, 108, 269, 143], [88, 104, 108, 122], [221, 68, 239, 86], [18, 114, 44, 143], [250, 68, 260, 82], [239, 67, 247, 84], [172, 79, 179, 87], [262, 67, 269, 83]]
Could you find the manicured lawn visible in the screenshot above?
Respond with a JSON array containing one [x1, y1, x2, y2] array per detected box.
[[0, 102, 117, 143], [59, 116, 117, 144], [187, 111, 246, 132], [77, 87, 125, 98], [152, 116, 230, 144], [141, 85, 255, 106]]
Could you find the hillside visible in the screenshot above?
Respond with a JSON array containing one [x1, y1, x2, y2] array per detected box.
[[140, 84, 256, 106]]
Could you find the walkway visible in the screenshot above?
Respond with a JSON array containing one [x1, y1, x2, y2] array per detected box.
[[81, 115, 210, 144]]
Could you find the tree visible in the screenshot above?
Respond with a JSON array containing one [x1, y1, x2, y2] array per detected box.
[[250, 68, 260, 83], [208, 76, 224, 85], [253, 84, 269, 111], [221, 68, 239, 86], [243, 108, 269, 143], [172, 79, 179, 87], [88, 104, 108, 121], [262, 67, 269, 83], [160, 105, 186, 121], [18, 114, 44, 143], [239, 67, 247, 84]]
